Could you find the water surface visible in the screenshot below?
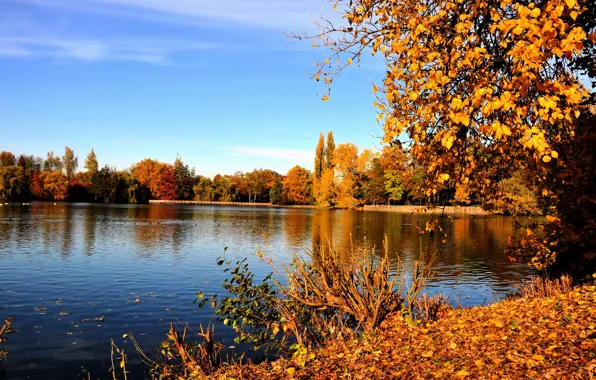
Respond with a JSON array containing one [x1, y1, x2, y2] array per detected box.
[[0, 203, 535, 379]]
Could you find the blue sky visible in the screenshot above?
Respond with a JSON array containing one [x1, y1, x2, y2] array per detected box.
[[0, 0, 384, 177]]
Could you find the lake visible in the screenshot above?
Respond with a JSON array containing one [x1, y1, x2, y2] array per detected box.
[[0, 202, 535, 379]]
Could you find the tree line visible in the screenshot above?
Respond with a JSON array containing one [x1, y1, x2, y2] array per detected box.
[[0, 133, 539, 214]]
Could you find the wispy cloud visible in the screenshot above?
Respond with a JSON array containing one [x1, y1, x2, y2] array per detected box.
[[15, 0, 327, 30], [0, 35, 216, 64], [224, 146, 313, 163]]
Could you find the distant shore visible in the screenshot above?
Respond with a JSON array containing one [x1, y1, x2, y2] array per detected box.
[[362, 204, 491, 215], [149, 200, 491, 215], [148, 200, 315, 209]]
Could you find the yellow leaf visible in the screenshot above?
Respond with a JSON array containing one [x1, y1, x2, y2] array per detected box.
[[421, 350, 434, 358], [450, 342, 457, 349], [543, 155, 552, 163], [551, 151, 558, 159], [456, 370, 470, 377], [287, 367, 296, 376], [322, 96, 329, 102], [347, 58, 353, 65], [532, 354, 545, 361]]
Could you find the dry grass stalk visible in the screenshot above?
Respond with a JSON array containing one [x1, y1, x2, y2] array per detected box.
[[110, 339, 128, 380], [0, 316, 14, 364], [278, 236, 434, 332], [512, 275, 573, 299], [413, 294, 449, 323], [131, 323, 223, 379]]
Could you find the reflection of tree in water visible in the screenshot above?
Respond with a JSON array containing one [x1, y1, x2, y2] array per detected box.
[[283, 210, 311, 252], [84, 206, 97, 256], [308, 210, 535, 287], [60, 206, 74, 257]]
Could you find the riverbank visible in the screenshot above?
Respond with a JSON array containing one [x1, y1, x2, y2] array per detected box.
[[148, 200, 315, 208], [208, 284, 596, 379], [149, 200, 491, 215], [363, 204, 491, 215]]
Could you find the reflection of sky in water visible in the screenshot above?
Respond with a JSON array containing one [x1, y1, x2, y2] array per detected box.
[[0, 203, 535, 379]]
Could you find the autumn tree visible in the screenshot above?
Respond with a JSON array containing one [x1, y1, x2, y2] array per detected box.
[[325, 131, 335, 170], [313, 133, 326, 205], [314, 133, 325, 180], [334, 142, 360, 208], [489, 171, 541, 215], [130, 158, 178, 200], [283, 165, 312, 205], [193, 176, 215, 201], [43, 151, 63, 172], [85, 149, 99, 178], [309, 0, 596, 277], [62, 146, 78, 181], [384, 170, 405, 205], [0, 151, 16, 167], [39, 171, 69, 201], [364, 158, 387, 205]]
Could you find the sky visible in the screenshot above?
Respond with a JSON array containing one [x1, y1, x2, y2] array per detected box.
[[0, 0, 385, 177]]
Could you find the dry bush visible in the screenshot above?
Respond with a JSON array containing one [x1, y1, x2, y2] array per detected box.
[[132, 323, 224, 379], [511, 275, 573, 299], [413, 294, 450, 323], [279, 238, 435, 332]]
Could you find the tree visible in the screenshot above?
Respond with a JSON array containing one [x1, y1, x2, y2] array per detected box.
[[334, 143, 360, 208], [283, 166, 312, 205], [310, 0, 596, 277], [364, 158, 387, 205], [131, 158, 178, 200], [269, 177, 283, 205], [0, 166, 26, 201], [39, 171, 69, 201], [316, 169, 336, 208], [325, 131, 335, 170], [385, 170, 405, 205], [0, 151, 16, 167], [489, 171, 540, 215], [43, 152, 63, 172], [174, 157, 195, 200], [314, 133, 325, 180], [62, 146, 78, 180], [194, 177, 215, 201], [85, 149, 99, 178], [93, 165, 118, 203]]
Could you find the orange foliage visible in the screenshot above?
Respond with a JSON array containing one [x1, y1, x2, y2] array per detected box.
[[39, 171, 69, 201], [283, 166, 312, 205], [131, 159, 178, 200]]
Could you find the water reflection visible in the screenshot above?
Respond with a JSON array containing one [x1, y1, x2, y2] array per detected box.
[[0, 203, 535, 379]]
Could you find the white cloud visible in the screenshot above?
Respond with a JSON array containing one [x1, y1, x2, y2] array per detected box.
[[15, 0, 330, 30], [224, 146, 313, 163], [0, 34, 216, 63]]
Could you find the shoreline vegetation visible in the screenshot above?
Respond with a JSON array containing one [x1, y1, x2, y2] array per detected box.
[[208, 282, 596, 379], [148, 199, 491, 215], [108, 251, 594, 380], [0, 129, 542, 217]]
